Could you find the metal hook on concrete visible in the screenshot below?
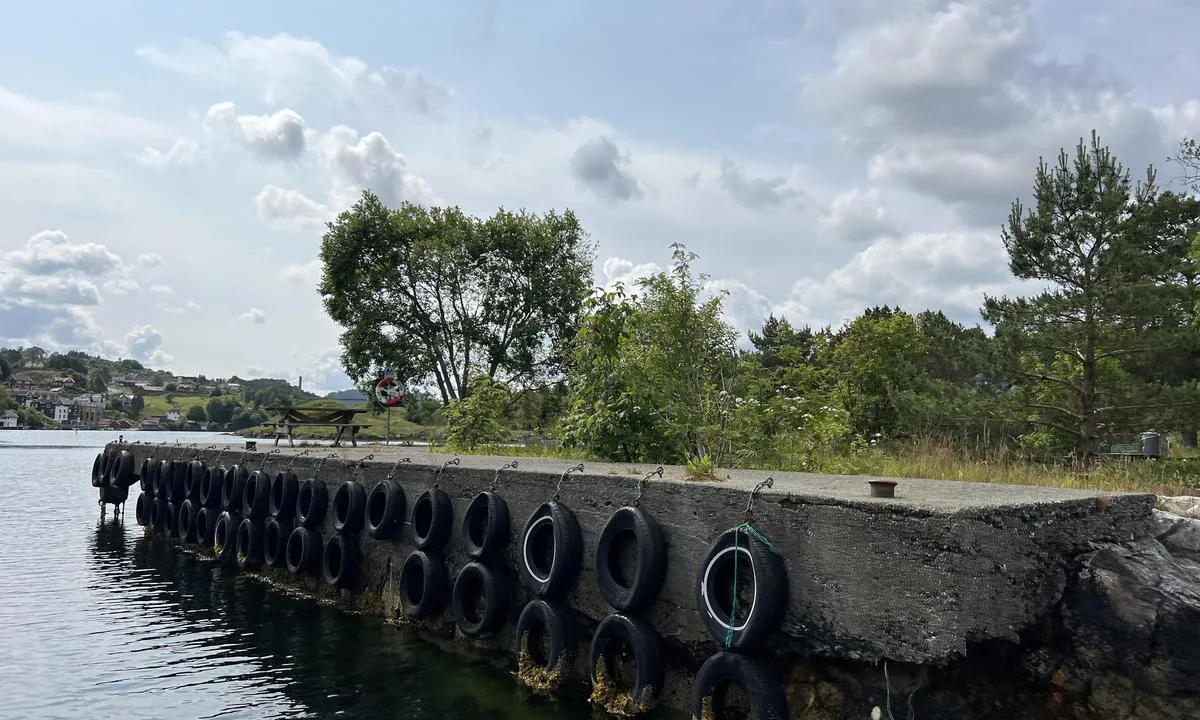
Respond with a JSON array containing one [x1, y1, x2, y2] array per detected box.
[[633, 466, 664, 507], [313, 452, 339, 479], [491, 460, 517, 492], [434, 457, 459, 489], [744, 477, 774, 521], [284, 449, 311, 472], [257, 448, 281, 473], [349, 453, 375, 483], [553, 463, 584, 502], [385, 456, 412, 481]]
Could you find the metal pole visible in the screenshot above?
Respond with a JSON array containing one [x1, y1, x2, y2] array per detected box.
[[386, 405, 391, 445]]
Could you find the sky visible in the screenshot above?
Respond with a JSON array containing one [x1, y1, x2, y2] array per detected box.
[[2, 0, 1199, 394]]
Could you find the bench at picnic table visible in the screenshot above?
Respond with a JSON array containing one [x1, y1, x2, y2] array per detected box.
[[267, 406, 372, 447]]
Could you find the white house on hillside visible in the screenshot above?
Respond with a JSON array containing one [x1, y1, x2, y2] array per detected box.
[[54, 405, 70, 423], [0, 411, 17, 429]]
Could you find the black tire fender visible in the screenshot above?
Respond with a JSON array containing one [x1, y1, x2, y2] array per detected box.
[[451, 561, 509, 638], [242, 470, 271, 520], [138, 458, 154, 493], [296, 479, 328, 529], [461, 490, 510, 561], [151, 497, 167, 534], [322, 533, 360, 588], [135, 492, 152, 527], [178, 499, 199, 543], [195, 507, 217, 545], [332, 481, 367, 534], [691, 651, 787, 720], [596, 506, 666, 613], [263, 517, 293, 568], [169, 460, 188, 502], [366, 480, 406, 540], [213, 511, 240, 563], [589, 613, 664, 711], [91, 453, 104, 487], [185, 460, 206, 500], [519, 501, 583, 599], [221, 465, 248, 511], [514, 599, 576, 693], [411, 487, 453, 551], [269, 471, 300, 521], [111, 450, 136, 489], [695, 527, 788, 651], [164, 501, 178, 538], [201, 467, 225, 508], [154, 460, 172, 498], [286, 526, 323, 575], [399, 549, 449, 619], [236, 518, 264, 570]]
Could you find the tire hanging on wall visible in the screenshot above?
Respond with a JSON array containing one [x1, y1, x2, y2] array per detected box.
[[691, 651, 788, 720], [164, 501, 178, 538], [596, 506, 667, 613], [514, 599, 576, 694], [236, 518, 264, 570], [195, 506, 217, 545], [169, 460, 188, 502], [332, 481, 366, 534], [242, 470, 271, 520], [111, 450, 136, 489], [519, 502, 583, 599], [213, 510, 239, 563], [286, 526, 322, 575], [400, 549, 449, 619], [139, 458, 155, 493], [296, 479, 328, 529], [91, 453, 104, 488], [461, 490, 510, 561], [263, 517, 293, 568], [222, 464, 248, 511], [451, 561, 509, 638], [178, 499, 199, 543], [411, 487, 453, 551], [269, 470, 300, 522], [588, 613, 664, 714], [185, 460, 206, 500], [151, 497, 167, 534], [201, 467, 225, 508], [322, 533, 359, 588], [135, 492, 152, 527], [155, 460, 172, 498], [365, 480, 405, 540], [695, 527, 788, 651]]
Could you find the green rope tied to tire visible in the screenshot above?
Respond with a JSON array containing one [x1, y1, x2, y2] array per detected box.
[[723, 521, 783, 648]]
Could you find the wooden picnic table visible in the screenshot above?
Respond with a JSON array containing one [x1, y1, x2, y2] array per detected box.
[[267, 406, 373, 447]]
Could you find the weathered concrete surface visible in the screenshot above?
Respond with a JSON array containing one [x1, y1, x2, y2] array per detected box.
[[114, 442, 1160, 717]]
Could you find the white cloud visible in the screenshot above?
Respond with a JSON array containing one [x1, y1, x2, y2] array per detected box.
[[236, 308, 268, 324], [204, 101, 307, 160], [135, 137, 199, 167], [254, 185, 329, 230], [279, 259, 322, 286], [125, 324, 173, 365], [317, 125, 436, 208], [8, 230, 120, 276], [819, 187, 898, 243]]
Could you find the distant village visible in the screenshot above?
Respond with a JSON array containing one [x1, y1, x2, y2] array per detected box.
[[1, 366, 244, 431]]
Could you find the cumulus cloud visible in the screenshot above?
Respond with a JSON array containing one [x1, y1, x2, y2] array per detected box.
[[317, 125, 435, 208], [569, 137, 642, 204], [236, 308, 268, 324], [279, 259, 323, 286], [718, 159, 803, 212], [135, 137, 199, 167], [8, 230, 120, 275], [254, 185, 329, 230], [819, 187, 898, 243], [125, 324, 173, 365], [204, 101, 307, 160]]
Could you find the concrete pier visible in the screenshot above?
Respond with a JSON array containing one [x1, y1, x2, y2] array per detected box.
[[104, 442, 1158, 718]]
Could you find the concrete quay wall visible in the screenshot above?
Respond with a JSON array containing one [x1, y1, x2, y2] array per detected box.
[[104, 443, 1157, 718]]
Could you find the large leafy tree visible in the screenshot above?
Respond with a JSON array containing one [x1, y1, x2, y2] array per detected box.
[[982, 132, 1165, 458], [319, 191, 594, 404]]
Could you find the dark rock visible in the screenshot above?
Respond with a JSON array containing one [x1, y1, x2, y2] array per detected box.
[[1059, 539, 1200, 719]]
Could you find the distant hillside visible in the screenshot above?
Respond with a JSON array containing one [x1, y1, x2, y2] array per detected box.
[[325, 388, 368, 404]]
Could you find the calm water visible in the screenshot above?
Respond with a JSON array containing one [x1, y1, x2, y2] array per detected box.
[[0, 430, 582, 720]]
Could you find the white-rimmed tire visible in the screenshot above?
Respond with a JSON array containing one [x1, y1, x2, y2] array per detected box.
[[519, 501, 583, 598], [695, 527, 787, 650]]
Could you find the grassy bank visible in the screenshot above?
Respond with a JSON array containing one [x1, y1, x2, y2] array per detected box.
[[420, 435, 1200, 497]]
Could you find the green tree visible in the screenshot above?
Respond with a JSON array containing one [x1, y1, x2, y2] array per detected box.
[[319, 191, 594, 404], [982, 132, 1165, 458], [130, 395, 145, 417], [186, 405, 208, 423], [88, 371, 108, 393], [828, 310, 929, 439], [207, 396, 239, 425], [443, 375, 511, 449], [0, 354, 11, 382], [560, 245, 738, 464]]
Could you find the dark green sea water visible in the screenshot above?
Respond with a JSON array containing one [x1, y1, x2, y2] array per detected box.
[[0, 430, 583, 720]]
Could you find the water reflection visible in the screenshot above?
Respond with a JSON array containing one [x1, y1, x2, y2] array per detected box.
[[92, 520, 583, 720]]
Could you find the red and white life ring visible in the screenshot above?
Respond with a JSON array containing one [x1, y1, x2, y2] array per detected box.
[[375, 376, 404, 407]]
